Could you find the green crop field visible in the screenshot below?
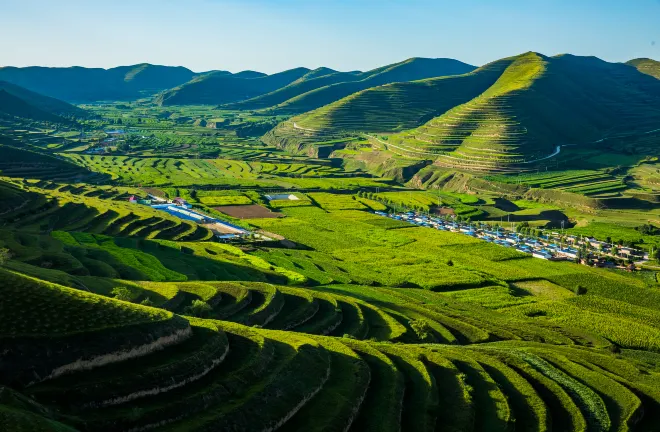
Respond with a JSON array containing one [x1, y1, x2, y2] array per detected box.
[[1, 43, 660, 432]]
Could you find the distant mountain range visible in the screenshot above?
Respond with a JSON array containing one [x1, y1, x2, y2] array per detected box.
[[0, 64, 197, 102], [222, 58, 476, 113]]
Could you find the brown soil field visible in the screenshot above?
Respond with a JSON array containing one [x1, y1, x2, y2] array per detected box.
[[214, 204, 284, 219]]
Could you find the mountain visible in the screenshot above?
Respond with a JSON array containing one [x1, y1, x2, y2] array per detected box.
[[266, 52, 660, 171], [222, 67, 359, 110], [627, 58, 660, 79], [0, 64, 197, 102], [0, 80, 87, 118], [228, 58, 476, 113], [155, 67, 312, 106], [0, 90, 65, 123]]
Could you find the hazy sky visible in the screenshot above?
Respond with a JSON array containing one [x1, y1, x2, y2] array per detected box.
[[1, 0, 659, 73]]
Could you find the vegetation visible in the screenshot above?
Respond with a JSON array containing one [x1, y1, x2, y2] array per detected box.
[[0, 51, 659, 431]]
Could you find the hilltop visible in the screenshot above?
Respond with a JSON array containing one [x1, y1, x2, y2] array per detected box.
[[627, 58, 660, 79], [267, 52, 660, 171], [0, 64, 197, 102], [155, 67, 312, 106], [225, 58, 475, 113]]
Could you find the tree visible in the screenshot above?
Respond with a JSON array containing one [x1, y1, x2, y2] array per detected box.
[[185, 300, 212, 318], [0, 248, 11, 266], [111, 287, 133, 302]]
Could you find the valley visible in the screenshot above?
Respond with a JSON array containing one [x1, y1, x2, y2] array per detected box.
[[0, 51, 659, 432]]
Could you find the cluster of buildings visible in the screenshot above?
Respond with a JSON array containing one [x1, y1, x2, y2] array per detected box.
[[128, 194, 249, 241], [375, 210, 646, 267]]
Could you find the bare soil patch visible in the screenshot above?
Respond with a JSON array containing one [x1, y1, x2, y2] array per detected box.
[[214, 204, 284, 219]]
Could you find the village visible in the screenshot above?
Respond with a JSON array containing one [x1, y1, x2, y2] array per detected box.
[[375, 210, 650, 271]]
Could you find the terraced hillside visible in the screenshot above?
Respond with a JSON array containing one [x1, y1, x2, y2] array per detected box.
[[60, 154, 390, 189], [0, 143, 95, 182], [156, 68, 311, 106], [5, 262, 660, 431], [271, 52, 660, 172], [228, 57, 476, 113]]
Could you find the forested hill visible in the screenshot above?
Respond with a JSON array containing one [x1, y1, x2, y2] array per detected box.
[[0, 64, 197, 102]]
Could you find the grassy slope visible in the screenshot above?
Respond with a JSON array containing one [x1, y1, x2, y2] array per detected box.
[[273, 52, 660, 171], [627, 58, 660, 79], [0, 90, 67, 123], [268, 57, 476, 115], [0, 81, 86, 117]]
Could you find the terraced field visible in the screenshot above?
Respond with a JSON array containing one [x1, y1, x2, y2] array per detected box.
[[0, 179, 213, 242], [485, 170, 628, 197], [267, 52, 660, 173], [60, 154, 389, 189], [4, 267, 660, 431]]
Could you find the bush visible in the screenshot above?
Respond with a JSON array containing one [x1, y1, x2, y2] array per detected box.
[[0, 248, 10, 266], [184, 299, 212, 318], [111, 287, 133, 302]]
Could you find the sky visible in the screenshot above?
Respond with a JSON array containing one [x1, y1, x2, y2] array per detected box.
[[1, 0, 659, 73]]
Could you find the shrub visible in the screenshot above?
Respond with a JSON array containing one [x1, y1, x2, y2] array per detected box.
[[184, 299, 212, 318], [111, 287, 133, 302], [140, 298, 155, 307], [0, 248, 10, 266]]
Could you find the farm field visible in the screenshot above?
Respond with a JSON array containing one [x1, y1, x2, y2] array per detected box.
[[1, 48, 660, 432]]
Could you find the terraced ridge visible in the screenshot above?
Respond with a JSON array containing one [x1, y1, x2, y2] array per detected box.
[[59, 154, 369, 185], [0, 183, 212, 242], [0, 143, 97, 182], [270, 52, 660, 170], [485, 170, 627, 197]]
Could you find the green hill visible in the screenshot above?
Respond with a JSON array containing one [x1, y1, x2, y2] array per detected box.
[[269, 52, 660, 171], [155, 67, 312, 106], [0, 81, 87, 118], [0, 64, 197, 102], [627, 58, 660, 79], [0, 90, 67, 123], [260, 58, 476, 114], [222, 67, 359, 110]]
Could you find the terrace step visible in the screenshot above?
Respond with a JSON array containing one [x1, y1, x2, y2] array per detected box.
[[380, 346, 439, 432], [468, 348, 549, 432], [78, 323, 278, 431], [207, 282, 253, 318], [234, 282, 285, 326], [266, 287, 319, 330], [424, 352, 476, 432], [538, 351, 641, 432], [343, 340, 404, 432], [164, 330, 331, 432], [439, 348, 513, 432], [25, 320, 229, 410], [500, 352, 587, 432], [279, 336, 370, 432], [329, 298, 369, 339], [293, 293, 343, 336]]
